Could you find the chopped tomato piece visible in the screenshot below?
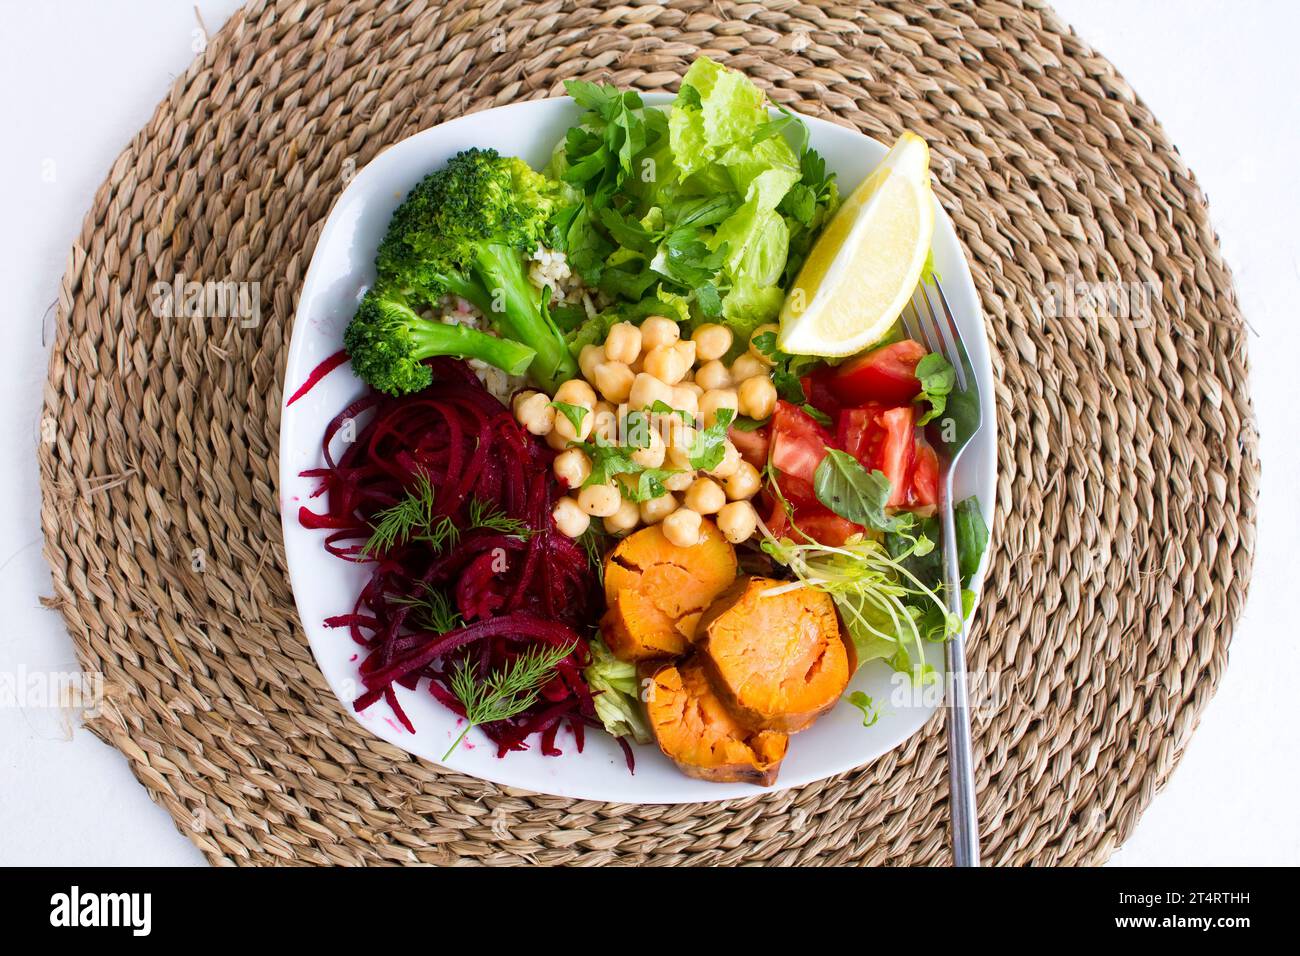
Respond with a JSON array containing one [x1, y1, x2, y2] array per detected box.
[[728, 424, 770, 470], [769, 401, 832, 485], [765, 499, 861, 547], [907, 441, 940, 509], [772, 399, 832, 442], [790, 512, 862, 547], [773, 470, 817, 510], [799, 366, 842, 420], [831, 339, 926, 406], [836, 403, 915, 507]]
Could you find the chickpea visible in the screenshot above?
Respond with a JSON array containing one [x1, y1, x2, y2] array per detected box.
[[631, 428, 666, 469], [552, 496, 590, 538], [737, 374, 778, 420], [553, 401, 594, 442], [553, 448, 592, 489], [593, 361, 635, 404], [749, 323, 780, 365], [578, 343, 605, 382], [730, 353, 768, 383], [670, 386, 699, 422], [679, 381, 704, 399], [639, 492, 677, 525], [640, 315, 680, 351], [545, 428, 570, 451], [554, 378, 597, 408], [628, 372, 673, 410], [643, 345, 688, 386], [716, 500, 758, 544], [591, 401, 618, 442], [578, 483, 622, 518], [662, 507, 703, 547], [691, 323, 733, 362], [684, 477, 726, 515], [663, 470, 694, 492], [695, 359, 732, 392], [604, 322, 642, 365], [513, 391, 555, 436], [723, 460, 761, 500], [603, 497, 640, 535], [700, 388, 739, 429], [673, 339, 697, 371], [706, 440, 742, 480]]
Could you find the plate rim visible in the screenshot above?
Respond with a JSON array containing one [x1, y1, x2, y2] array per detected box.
[[279, 93, 998, 804]]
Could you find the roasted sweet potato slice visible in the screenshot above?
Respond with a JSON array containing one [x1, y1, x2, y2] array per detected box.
[[643, 657, 788, 786], [600, 521, 738, 662], [699, 576, 850, 733]]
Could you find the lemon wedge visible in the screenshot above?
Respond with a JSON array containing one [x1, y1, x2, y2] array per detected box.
[[778, 131, 935, 357]]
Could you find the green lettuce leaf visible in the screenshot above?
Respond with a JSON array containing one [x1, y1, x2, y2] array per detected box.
[[668, 57, 768, 179], [583, 635, 652, 744]]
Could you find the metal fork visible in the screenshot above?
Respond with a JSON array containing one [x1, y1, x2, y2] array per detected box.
[[900, 278, 984, 867]]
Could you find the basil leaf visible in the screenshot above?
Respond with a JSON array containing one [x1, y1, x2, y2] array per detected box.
[[886, 513, 942, 590], [954, 496, 988, 586], [812, 449, 908, 532], [550, 401, 589, 434], [914, 352, 956, 426]]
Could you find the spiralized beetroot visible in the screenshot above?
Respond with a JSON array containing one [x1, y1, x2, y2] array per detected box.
[[298, 358, 601, 757]]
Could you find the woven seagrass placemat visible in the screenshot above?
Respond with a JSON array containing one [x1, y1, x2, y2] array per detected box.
[[37, 0, 1257, 866]]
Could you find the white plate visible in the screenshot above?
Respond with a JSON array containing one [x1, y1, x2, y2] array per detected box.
[[280, 95, 997, 803]]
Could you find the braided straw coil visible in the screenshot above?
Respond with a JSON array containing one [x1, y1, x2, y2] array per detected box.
[[38, 0, 1257, 865]]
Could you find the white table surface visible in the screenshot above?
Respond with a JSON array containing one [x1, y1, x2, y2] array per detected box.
[[1, 0, 1296, 867]]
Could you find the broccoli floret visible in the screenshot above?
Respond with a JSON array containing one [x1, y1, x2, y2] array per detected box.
[[344, 287, 535, 396], [371, 147, 578, 391]]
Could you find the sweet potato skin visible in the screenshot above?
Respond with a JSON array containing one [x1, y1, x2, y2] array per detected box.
[[699, 576, 851, 734], [642, 657, 788, 786], [600, 521, 738, 662]]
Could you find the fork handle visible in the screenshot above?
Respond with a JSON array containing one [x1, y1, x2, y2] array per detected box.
[[941, 491, 980, 867]]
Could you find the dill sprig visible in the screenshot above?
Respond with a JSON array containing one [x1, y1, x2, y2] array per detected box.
[[578, 526, 607, 587], [363, 472, 438, 556], [364, 474, 537, 557], [415, 514, 460, 552], [390, 582, 463, 634], [467, 497, 533, 538], [443, 641, 577, 760]]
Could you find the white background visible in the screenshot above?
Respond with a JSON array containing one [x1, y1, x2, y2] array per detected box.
[[0, 0, 1296, 866]]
